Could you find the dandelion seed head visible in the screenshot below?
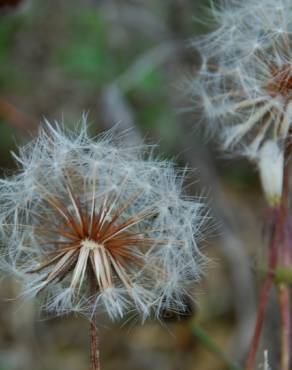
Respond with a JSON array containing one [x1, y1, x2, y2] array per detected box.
[[0, 121, 207, 321], [193, 0, 292, 161]]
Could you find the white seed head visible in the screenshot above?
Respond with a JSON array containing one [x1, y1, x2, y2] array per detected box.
[[0, 120, 207, 321], [193, 0, 292, 159]]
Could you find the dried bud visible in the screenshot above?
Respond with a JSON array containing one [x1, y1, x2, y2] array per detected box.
[[258, 140, 284, 206]]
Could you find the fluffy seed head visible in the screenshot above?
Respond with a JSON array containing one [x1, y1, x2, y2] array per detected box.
[[193, 0, 292, 160], [0, 120, 206, 321]]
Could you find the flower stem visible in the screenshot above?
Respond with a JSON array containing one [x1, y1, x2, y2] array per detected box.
[[246, 144, 290, 370], [90, 314, 100, 370], [246, 208, 283, 370], [276, 145, 291, 370], [191, 323, 242, 370], [89, 267, 100, 370], [277, 283, 291, 370], [245, 267, 275, 370]]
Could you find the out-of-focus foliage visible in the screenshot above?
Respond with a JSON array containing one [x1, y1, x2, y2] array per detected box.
[[56, 11, 112, 83], [0, 15, 23, 88]]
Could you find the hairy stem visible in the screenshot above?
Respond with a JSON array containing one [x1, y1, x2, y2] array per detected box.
[[89, 267, 100, 370], [277, 283, 291, 370], [90, 314, 100, 370]]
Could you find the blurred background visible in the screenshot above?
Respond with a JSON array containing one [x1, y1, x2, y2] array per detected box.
[[0, 1, 276, 369]]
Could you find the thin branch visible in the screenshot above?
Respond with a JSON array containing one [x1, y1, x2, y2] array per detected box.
[[90, 314, 100, 370], [0, 98, 37, 130], [90, 271, 100, 370]]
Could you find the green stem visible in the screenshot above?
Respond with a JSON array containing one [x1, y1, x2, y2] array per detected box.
[[191, 323, 243, 370]]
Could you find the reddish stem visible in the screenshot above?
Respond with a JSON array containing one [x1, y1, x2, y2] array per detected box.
[[90, 315, 100, 370], [277, 284, 291, 370], [246, 149, 290, 370], [89, 269, 100, 370], [277, 145, 291, 370], [245, 207, 280, 370], [0, 98, 37, 130], [245, 277, 273, 370]]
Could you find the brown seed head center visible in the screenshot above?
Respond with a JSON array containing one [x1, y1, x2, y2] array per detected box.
[[81, 239, 103, 251], [266, 64, 292, 98]]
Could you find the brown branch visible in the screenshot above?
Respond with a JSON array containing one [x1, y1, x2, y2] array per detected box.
[[0, 98, 37, 131], [89, 270, 100, 370], [90, 314, 100, 370]]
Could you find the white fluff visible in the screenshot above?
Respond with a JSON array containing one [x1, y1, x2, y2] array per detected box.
[[193, 0, 292, 159], [0, 120, 207, 321]]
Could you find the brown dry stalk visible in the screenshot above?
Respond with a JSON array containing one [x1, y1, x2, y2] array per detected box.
[[0, 98, 37, 130], [90, 315, 100, 370], [90, 269, 100, 370]]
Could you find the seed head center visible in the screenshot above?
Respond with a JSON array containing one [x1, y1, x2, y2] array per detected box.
[[81, 239, 103, 251], [266, 65, 292, 98]]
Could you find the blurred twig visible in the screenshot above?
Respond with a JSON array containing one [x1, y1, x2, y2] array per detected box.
[[0, 98, 37, 130], [101, 41, 180, 142], [101, 84, 141, 144], [115, 42, 180, 93], [102, 2, 169, 36]]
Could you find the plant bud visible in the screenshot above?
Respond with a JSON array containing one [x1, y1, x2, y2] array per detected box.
[[258, 140, 284, 207]]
